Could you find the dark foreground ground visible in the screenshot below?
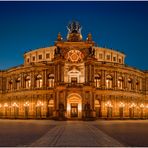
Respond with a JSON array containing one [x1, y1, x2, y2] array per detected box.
[[0, 119, 148, 147]]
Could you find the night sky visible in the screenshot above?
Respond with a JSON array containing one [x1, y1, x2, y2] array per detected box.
[[0, 1, 148, 70]]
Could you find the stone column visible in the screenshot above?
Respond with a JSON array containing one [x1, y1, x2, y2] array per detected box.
[[89, 65, 91, 82], [42, 70, 45, 88], [56, 91, 59, 110], [12, 77, 15, 91], [58, 64, 60, 82], [101, 70, 105, 89], [132, 76, 135, 91], [114, 71, 117, 90], [61, 63, 64, 83], [44, 69, 47, 88]]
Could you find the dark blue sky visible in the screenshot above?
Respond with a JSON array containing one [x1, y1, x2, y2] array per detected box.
[[0, 1, 148, 70]]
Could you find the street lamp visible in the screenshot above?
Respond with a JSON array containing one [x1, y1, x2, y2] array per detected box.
[[12, 102, 18, 107], [36, 101, 44, 107], [24, 102, 29, 107], [4, 103, 8, 107]]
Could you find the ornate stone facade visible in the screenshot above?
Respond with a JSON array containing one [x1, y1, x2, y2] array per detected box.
[[0, 21, 148, 120]]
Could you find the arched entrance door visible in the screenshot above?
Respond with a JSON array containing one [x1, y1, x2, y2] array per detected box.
[[67, 93, 82, 119]]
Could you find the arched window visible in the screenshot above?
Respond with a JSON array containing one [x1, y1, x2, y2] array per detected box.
[[118, 77, 123, 89], [94, 74, 101, 88], [128, 78, 132, 91], [106, 75, 113, 89], [48, 74, 54, 88], [16, 77, 21, 90], [25, 76, 31, 89], [9, 79, 13, 90], [36, 75, 42, 88]]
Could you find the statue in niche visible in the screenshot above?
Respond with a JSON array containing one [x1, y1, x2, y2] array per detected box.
[[88, 47, 95, 57], [55, 46, 62, 57]]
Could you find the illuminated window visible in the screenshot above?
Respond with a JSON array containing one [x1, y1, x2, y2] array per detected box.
[[16, 77, 21, 90], [36, 75, 42, 88], [48, 74, 54, 88], [118, 77, 123, 89], [94, 75, 101, 88], [128, 78, 132, 90], [9, 79, 13, 90], [71, 77, 77, 83], [25, 76, 31, 89], [106, 75, 112, 89]]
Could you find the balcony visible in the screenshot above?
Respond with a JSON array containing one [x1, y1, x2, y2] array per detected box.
[[66, 83, 84, 88]]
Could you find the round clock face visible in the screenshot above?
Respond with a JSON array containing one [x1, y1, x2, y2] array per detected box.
[[66, 50, 84, 63]]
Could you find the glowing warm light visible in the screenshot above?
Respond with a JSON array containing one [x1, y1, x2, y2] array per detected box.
[[130, 103, 136, 108], [67, 103, 70, 111], [0, 104, 2, 108], [78, 103, 82, 111], [12, 102, 18, 107], [24, 102, 29, 107], [140, 104, 144, 108], [36, 101, 43, 107], [4, 103, 8, 107], [105, 101, 112, 107], [48, 100, 54, 107], [119, 102, 125, 107]]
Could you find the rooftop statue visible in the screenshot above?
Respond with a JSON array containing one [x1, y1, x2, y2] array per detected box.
[[67, 21, 82, 34], [67, 21, 83, 41]]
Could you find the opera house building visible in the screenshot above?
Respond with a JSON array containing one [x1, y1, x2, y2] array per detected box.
[[0, 21, 148, 120]]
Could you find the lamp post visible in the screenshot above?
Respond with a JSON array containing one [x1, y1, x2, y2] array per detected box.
[[24, 102, 29, 119], [105, 101, 112, 118]]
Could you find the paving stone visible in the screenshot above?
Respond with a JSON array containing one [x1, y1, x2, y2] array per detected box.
[[29, 121, 124, 147]]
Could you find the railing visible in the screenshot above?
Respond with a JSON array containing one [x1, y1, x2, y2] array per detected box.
[[2, 84, 144, 94], [66, 83, 84, 88]]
